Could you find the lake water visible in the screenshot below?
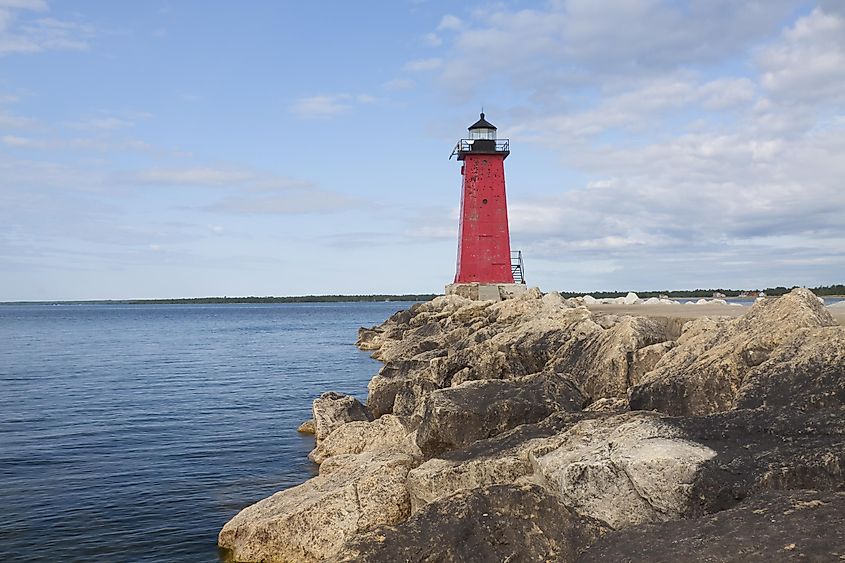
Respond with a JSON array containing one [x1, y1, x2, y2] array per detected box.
[[0, 302, 409, 562]]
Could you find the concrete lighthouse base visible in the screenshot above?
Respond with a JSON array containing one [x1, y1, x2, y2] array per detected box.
[[445, 282, 529, 302]]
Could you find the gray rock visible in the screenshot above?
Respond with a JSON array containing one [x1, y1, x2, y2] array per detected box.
[[550, 316, 672, 399], [414, 371, 587, 457], [408, 412, 597, 511], [735, 326, 845, 411], [630, 288, 836, 415], [297, 418, 315, 434], [535, 412, 718, 529], [308, 414, 420, 465], [579, 490, 845, 562], [536, 405, 845, 530], [336, 484, 609, 563], [218, 451, 417, 563], [312, 392, 370, 443]]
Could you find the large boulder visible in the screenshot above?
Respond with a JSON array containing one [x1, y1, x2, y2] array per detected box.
[[408, 412, 597, 511], [549, 315, 672, 399], [312, 391, 370, 442], [534, 412, 717, 529], [629, 288, 836, 415], [218, 451, 417, 563], [734, 326, 845, 411], [414, 371, 586, 457], [308, 414, 420, 465], [534, 406, 845, 529], [336, 484, 609, 563], [579, 490, 845, 562]]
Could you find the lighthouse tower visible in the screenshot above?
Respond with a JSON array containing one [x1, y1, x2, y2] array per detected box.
[[447, 113, 525, 300]]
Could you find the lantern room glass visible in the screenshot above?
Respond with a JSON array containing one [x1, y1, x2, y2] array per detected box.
[[469, 127, 496, 140]]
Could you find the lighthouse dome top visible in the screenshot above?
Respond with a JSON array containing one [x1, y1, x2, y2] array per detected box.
[[468, 112, 497, 140], [468, 112, 497, 130]]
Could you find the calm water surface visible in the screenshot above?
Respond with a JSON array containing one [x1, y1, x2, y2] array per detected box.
[[0, 302, 408, 562]]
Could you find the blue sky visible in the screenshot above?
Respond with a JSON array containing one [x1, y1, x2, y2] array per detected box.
[[1, 0, 844, 300]]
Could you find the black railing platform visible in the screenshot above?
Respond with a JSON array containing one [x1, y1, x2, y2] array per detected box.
[[451, 139, 510, 160]]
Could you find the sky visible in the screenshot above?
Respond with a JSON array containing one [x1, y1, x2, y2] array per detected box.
[[1, 0, 844, 300]]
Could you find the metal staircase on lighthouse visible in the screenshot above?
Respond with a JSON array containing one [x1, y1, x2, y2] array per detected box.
[[511, 250, 525, 284]]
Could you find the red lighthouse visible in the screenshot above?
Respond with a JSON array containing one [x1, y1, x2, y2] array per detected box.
[[450, 113, 524, 290]]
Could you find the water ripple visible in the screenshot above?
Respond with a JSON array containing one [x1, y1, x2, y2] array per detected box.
[[0, 302, 403, 562]]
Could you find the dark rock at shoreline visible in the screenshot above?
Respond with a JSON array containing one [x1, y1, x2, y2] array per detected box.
[[336, 484, 610, 563], [578, 490, 845, 562]]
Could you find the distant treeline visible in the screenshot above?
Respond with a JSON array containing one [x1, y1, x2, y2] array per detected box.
[[557, 284, 845, 299], [124, 294, 440, 305]]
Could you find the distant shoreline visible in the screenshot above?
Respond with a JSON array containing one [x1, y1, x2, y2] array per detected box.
[[2, 287, 843, 305], [0, 294, 440, 305]]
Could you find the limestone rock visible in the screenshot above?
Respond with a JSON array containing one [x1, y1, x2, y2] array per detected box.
[[335, 484, 610, 563], [312, 392, 370, 443], [414, 371, 586, 457], [734, 326, 845, 411], [297, 418, 315, 434], [579, 490, 845, 562], [630, 288, 836, 415], [218, 451, 417, 563], [308, 414, 420, 465], [630, 341, 676, 384], [622, 292, 640, 305], [549, 315, 671, 399], [584, 397, 628, 412], [407, 411, 596, 511], [535, 412, 717, 529]]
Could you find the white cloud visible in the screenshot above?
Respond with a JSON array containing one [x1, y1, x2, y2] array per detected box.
[[128, 167, 257, 187], [0, 2, 94, 56], [0, 110, 36, 128], [68, 116, 135, 130], [1, 134, 49, 148], [356, 93, 377, 104], [290, 95, 349, 118], [207, 192, 358, 215], [431, 0, 796, 99], [0, 1, 48, 9], [412, 1, 845, 288], [383, 78, 415, 91], [403, 57, 442, 72], [121, 165, 359, 215], [758, 8, 845, 103], [437, 14, 462, 31], [422, 32, 441, 47], [290, 93, 377, 118]]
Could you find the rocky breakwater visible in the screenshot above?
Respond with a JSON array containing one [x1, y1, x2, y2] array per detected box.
[[219, 287, 845, 562]]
